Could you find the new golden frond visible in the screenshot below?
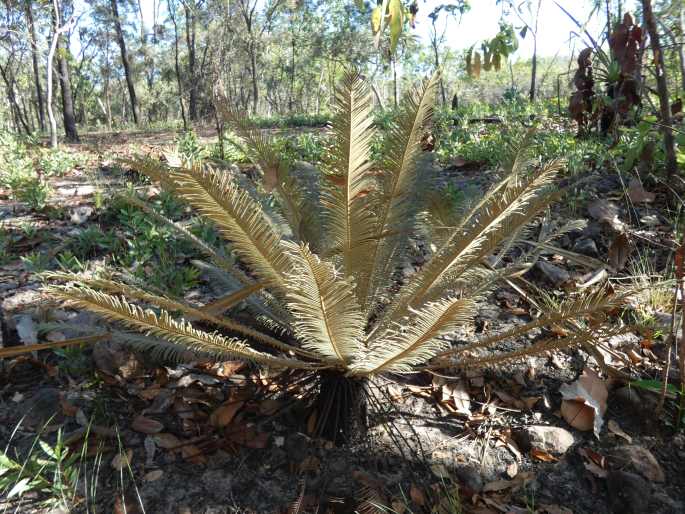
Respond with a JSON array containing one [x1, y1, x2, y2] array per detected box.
[[168, 165, 292, 294], [360, 72, 440, 310], [47, 285, 318, 369], [355, 297, 475, 375], [374, 159, 563, 335], [215, 99, 281, 192], [284, 243, 364, 363], [321, 68, 377, 288]]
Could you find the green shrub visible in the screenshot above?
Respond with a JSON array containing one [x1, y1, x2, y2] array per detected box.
[[0, 131, 51, 209], [38, 148, 83, 176]]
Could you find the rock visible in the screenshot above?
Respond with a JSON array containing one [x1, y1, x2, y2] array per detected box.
[[651, 491, 684, 514], [606, 471, 651, 514], [612, 386, 643, 410], [513, 425, 574, 455], [573, 238, 598, 256], [610, 445, 665, 482], [536, 261, 571, 287], [24, 387, 63, 426], [454, 465, 483, 493]]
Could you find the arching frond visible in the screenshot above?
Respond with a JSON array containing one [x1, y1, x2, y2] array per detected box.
[[47, 285, 318, 369], [361, 72, 440, 311], [284, 243, 364, 363], [373, 159, 563, 337], [355, 297, 475, 375], [321, 68, 377, 292], [167, 165, 292, 294]]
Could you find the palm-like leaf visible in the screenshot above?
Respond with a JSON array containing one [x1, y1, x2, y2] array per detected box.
[[37, 70, 625, 418]]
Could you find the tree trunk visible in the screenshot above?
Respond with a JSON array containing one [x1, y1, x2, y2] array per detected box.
[[431, 19, 446, 104], [392, 55, 399, 107], [56, 29, 79, 141], [642, 0, 677, 177], [169, 0, 188, 130], [25, 0, 46, 132], [111, 0, 139, 125], [678, 3, 685, 91], [0, 64, 31, 134], [529, 38, 537, 101], [183, 1, 198, 121]]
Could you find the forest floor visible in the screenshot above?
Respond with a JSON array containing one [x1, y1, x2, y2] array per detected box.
[[0, 128, 684, 514]]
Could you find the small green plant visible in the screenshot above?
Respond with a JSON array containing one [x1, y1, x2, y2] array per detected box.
[[1, 427, 81, 510], [56, 251, 86, 272], [38, 148, 83, 176], [21, 251, 51, 272], [0, 131, 51, 210], [176, 129, 206, 164]]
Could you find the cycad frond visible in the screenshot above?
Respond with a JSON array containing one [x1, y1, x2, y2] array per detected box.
[[46, 285, 318, 369], [284, 243, 364, 364], [321, 69, 377, 293], [168, 165, 293, 294], [360, 72, 440, 311], [43, 272, 308, 357], [374, 159, 563, 335], [214, 101, 281, 191], [355, 297, 475, 375], [432, 286, 622, 363]]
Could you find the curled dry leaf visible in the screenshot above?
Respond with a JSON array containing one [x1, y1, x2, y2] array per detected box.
[[409, 484, 426, 506], [608, 233, 631, 271], [531, 448, 558, 462], [131, 415, 164, 434], [111, 449, 133, 470], [626, 179, 655, 203], [210, 400, 244, 428], [607, 420, 632, 443], [144, 470, 164, 482], [559, 368, 608, 437]]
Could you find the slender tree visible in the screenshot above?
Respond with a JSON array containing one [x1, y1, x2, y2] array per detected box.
[[642, 0, 678, 177], [110, 0, 139, 125], [25, 0, 46, 132]]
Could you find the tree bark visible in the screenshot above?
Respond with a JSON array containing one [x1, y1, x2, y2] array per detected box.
[[680, 4, 685, 92], [110, 0, 139, 125], [183, 1, 198, 121], [25, 0, 46, 132], [528, 0, 542, 101], [168, 0, 188, 130], [642, 0, 677, 177], [52, 2, 79, 143]]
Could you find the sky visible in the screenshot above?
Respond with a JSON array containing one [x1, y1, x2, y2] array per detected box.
[[74, 0, 638, 61]]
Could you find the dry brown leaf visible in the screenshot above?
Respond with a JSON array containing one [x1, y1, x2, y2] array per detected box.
[[152, 433, 182, 449], [181, 444, 207, 465], [627, 179, 656, 203], [210, 400, 244, 428], [131, 415, 164, 434], [587, 199, 624, 231], [111, 449, 133, 470], [144, 470, 164, 482], [559, 368, 608, 436], [607, 420, 632, 443], [409, 484, 426, 506], [531, 448, 558, 462], [114, 493, 143, 514], [608, 233, 631, 271]]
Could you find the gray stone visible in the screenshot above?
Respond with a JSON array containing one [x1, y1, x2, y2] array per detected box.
[[651, 491, 684, 514], [23, 387, 63, 426], [454, 465, 483, 493], [610, 445, 665, 482], [573, 238, 598, 256], [536, 261, 571, 287], [514, 425, 575, 455], [607, 471, 651, 514]]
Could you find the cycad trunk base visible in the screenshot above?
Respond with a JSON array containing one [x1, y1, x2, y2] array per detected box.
[[310, 373, 368, 444], [40, 68, 626, 446]]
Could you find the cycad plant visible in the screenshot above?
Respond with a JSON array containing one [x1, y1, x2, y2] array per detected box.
[[45, 70, 623, 442]]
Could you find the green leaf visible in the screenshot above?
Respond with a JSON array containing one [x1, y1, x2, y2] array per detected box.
[[630, 379, 680, 396], [0, 453, 19, 476], [39, 441, 58, 460], [389, 0, 403, 55], [8, 477, 32, 499], [371, 5, 382, 33]]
